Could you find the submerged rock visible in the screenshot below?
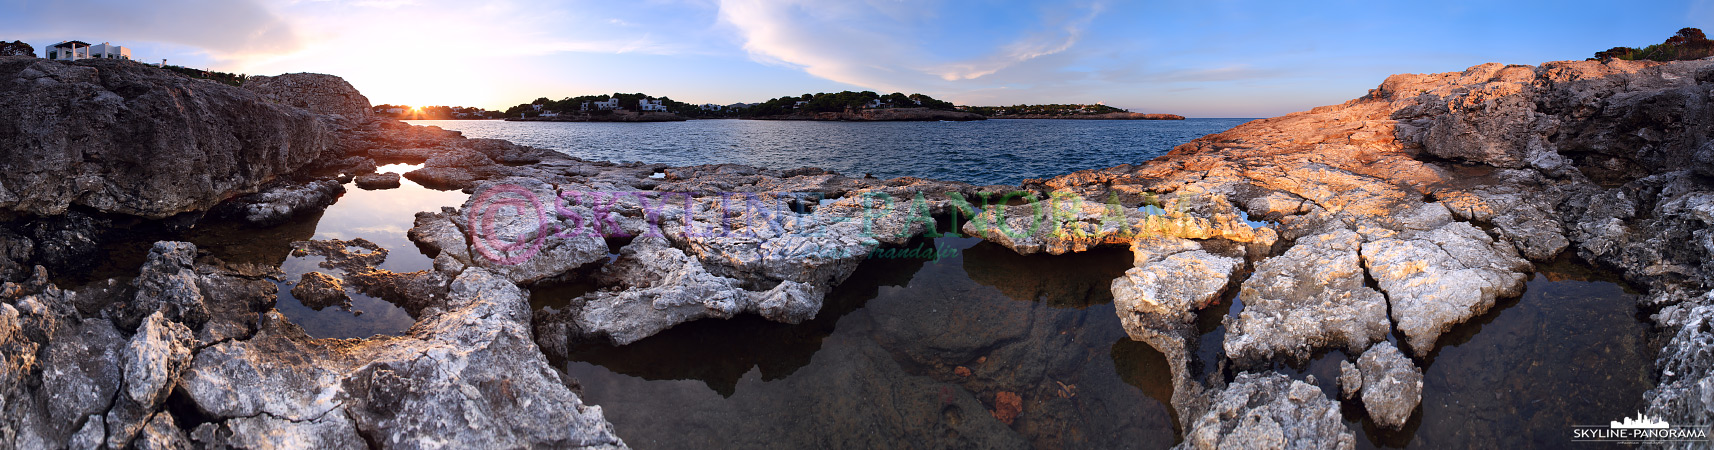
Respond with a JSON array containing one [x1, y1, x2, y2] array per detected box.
[[291, 271, 353, 312]]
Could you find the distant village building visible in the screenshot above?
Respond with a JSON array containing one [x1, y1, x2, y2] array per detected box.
[[865, 99, 885, 109], [638, 98, 666, 112], [47, 41, 130, 61], [584, 98, 621, 111], [793, 100, 809, 109]]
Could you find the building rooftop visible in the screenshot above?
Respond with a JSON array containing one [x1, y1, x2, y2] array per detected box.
[[50, 40, 92, 48]]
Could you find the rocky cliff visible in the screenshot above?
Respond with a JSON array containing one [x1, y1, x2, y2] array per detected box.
[[986, 57, 1713, 447], [0, 57, 333, 220]]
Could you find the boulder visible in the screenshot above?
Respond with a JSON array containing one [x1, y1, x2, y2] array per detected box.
[[1354, 341, 1423, 429], [1178, 372, 1355, 450]]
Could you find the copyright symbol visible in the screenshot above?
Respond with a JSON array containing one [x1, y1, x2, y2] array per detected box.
[[468, 184, 548, 266]]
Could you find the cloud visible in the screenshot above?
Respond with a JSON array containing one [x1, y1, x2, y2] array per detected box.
[[716, 0, 1106, 95], [0, 0, 302, 56]]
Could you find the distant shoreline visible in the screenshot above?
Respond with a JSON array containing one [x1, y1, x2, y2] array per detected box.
[[505, 112, 688, 122], [745, 107, 985, 122], [987, 112, 1185, 120]]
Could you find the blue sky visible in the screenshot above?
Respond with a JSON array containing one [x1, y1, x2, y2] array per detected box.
[[4, 0, 1711, 117]]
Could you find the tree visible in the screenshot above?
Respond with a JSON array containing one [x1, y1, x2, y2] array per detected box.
[[0, 40, 34, 57], [1677, 27, 1707, 42]]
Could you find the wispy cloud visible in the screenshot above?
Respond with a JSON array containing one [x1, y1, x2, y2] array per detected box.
[[717, 0, 1107, 95], [0, 0, 302, 57]]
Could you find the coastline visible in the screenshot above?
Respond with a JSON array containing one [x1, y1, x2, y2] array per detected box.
[[3, 54, 1712, 448], [988, 112, 1186, 120]]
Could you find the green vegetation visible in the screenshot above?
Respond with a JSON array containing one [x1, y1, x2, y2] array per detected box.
[[159, 65, 248, 87], [741, 91, 956, 117], [964, 103, 1128, 117], [374, 104, 505, 120], [504, 93, 727, 118], [0, 41, 33, 57], [1593, 28, 1713, 62]]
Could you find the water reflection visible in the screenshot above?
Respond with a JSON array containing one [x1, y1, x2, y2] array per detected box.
[[562, 237, 1178, 449]]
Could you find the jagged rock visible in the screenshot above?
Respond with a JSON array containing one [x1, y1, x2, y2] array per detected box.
[[211, 179, 345, 227], [439, 180, 609, 285], [1354, 341, 1422, 429], [353, 172, 402, 190], [0, 228, 31, 283], [106, 313, 195, 448], [538, 236, 826, 347], [40, 318, 124, 446], [1361, 221, 1530, 356], [1338, 360, 1360, 400], [243, 73, 374, 124], [291, 272, 353, 312], [131, 413, 191, 450], [962, 190, 1273, 256], [1112, 237, 1243, 325], [289, 238, 388, 273], [1225, 230, 1390, 367], [181, 268, 625, 448], [111, 242, 208, 332], [0, 56, 330, 218], [1178, 372, 1354, 450]]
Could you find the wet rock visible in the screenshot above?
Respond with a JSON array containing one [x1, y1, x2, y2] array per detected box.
[[1354, 341, 1422, 430], [1179, 372, 1354, 450], [1338, 360, 1360, 400], [289, 238, 388, 273], [1112, 237, 1242, 326], [353, 172, 402, 190], [182, 268, 626, 448], [112, 242, 208, 333], [342, 269, 451, 318], [991, 391, 1022, 425], [291, 271, 353, 312], [0, 57, 330, 219], [1225, 230, 1390, 367], [1361, 221, 1530, 356], [539, 237, 826, 347], [23, 211, 107, 275], [211, 179, 345, 227], [963, 190, 1273, 256]]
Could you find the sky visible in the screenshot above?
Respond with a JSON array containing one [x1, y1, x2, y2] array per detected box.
[[4, 0, 1712, 117]]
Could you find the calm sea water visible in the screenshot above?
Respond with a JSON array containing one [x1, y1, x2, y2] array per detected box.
[[406, 119, 1254, 186], [75, 118, 1650, 448]]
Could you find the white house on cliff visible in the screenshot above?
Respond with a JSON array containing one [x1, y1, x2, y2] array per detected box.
[[47, 41, 131, 61]]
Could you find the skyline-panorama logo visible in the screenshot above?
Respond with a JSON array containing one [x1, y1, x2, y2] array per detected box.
[[1572, 412, 1709, 444]]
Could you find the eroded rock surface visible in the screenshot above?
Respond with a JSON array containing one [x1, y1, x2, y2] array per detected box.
[[1178, 372, 1354, 450], [1353, 341, 1423, 429]]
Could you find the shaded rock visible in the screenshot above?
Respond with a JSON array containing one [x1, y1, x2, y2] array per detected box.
[[1225, 230, 1390, 367], [1178, 372, 1354, 450], [112, 242, 208, 333], [1361, 221, 1530, 356], [243, 72, 373, 124], [131, 413, 191, 450], [182, 268, 626, 448], [353, 172, 401, 190], [291, 271, 353, 312], [289, 238, 388, 273], [0, 57, 330, 218], [539, 237, 826, 347], [211, 179, 345, 227], [21, 211, 106, 276], [1337, 360, 1360, 400], [1354, 341, 1422, 430]]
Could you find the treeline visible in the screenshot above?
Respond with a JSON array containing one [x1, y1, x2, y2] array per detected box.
[[374, 104, 505, 120], [503, 93, 728, 118], [964, 103, 1128, 117], [742, 91, 956, 117], [1593, 28, 1713, 62], [160, 65, 248, 87]]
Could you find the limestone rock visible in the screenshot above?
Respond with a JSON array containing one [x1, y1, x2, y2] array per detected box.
[[353, 172, 402, 190], [243, 72, 374, 124], [1361, 221, 1530, 356], [210, 179, 345, 227], [1355, 341, 1423, 430], [291, 271, 353, 312], [1225, 230, 1390, 367], [1178, 372, 1354, 450], [0, 57, 331, 218]]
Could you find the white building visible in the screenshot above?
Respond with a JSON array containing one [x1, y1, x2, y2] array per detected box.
[[865, 99, 885, 109], [47, 41, 130, 61], [638, 98, 666, 112], [588, 98, 621, 111]]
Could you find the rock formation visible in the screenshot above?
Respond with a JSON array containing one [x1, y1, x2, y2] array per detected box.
[[0, 57, 331, 219]]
